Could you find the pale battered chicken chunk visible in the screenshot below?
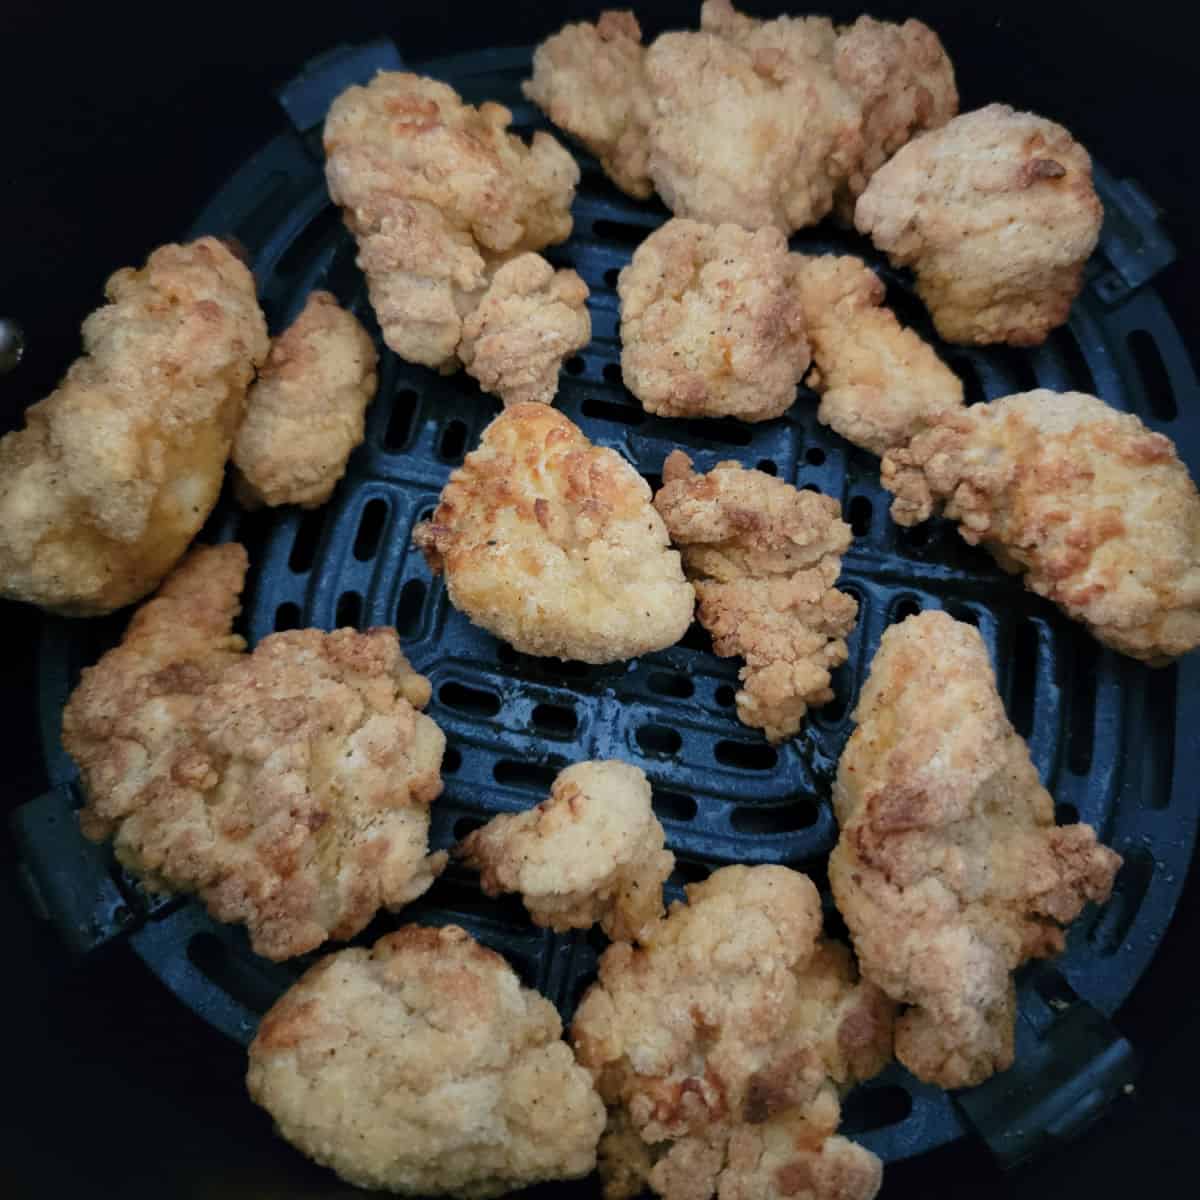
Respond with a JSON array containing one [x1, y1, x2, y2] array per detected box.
[[459, 760, 673, 942], [0, 239, 267, 615], [324, 72, 585, 402], [619, 219, 809, 422], [881, 390, 1200, 662], [414, 404, 694, 663], [856, 104, 1103, 346], [572, 864, 894, 1200], [232, 291, 378, 509], [829, 612, 1122, 1088], [62, 544, 447, 961], [654, 452, 857, 742], [247, 925, 606, 1198], [523, 10, 654, 199], [458, 253, 591, 407]]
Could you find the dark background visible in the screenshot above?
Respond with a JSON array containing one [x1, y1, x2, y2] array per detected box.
[[1, 2, 1196, 1196]]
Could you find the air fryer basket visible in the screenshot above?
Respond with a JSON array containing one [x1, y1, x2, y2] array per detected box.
[[14, 36, 1200, 1177]]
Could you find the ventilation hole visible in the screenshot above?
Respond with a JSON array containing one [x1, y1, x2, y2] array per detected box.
[[715, 684, 736, 708], [603, 267, 621, 288], [1050, 328, 1097, 396], [580, 396, 645, 426], [642, 472, 663, 495], [1055, 802, 1080, 826], [945, 602, 979, 625], [1033, 968, 1079, 1010], [949, 354, 987, 407], [1127, 329, 1177, 420], [1145, 663, 1176, 809], [671, 859, 711, 886], [186, 933, 277, 1016], [353, 498, 388, 562], [454, 815, 484, 840], [493, 760, 560, 790], [993, 345, 1040, 393], [805, 447, 826, 466], [384, 388, 418, 451], [679, 622, 714, 653], [419, 507, 435, 523], [288, 507, 326, 573], [275, 207, 342, 279], [891, 596, 921, 623], [395, 578, 426, 636], [1089, 848, 1151, 956], [756, 458, 778, 476], [442, 746, 462, 774], [438, 420, 468, 462], [439, 681, 501, 718], [637, 724, 682, 756], [273, 602, 300, 632], [1009, 618, 1039, 738], [532, 702, 578, 736], [848, 495, 873, 537], [653, 791, 698, 823], [898, 522, 931, 550], [801, 483, 823, 494], [593, 217, 653, 246], [715, 740, 778, 771], [496, 643, 519, 666], [817, 665, 851, 723], [564, 355, 585, 376], [1066, 631, 1097, 774], [557, 659, 592, 679], [647, 672, 694, 699], [840, 1085, 914, 1136], [602, 362, 623, 386], [729, 800, 817, 833], [684, 417, 752, 446], [335, 591, 363, 628]]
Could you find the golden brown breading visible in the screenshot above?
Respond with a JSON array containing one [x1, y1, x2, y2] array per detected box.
[[572, 864, 893, 1200], [324, 72, 585, 401], [247, 925, 606, 1198], [619, 219, 809, 422], [829, 612, 1122, 1088], [881, 390, 1200, 662], [459, 760, 673, 942], [654, 452, 857, 742], [458, 254, 591, 406], [232, 291, 378, 509], [790, 253, 963, 521], [0, 238, 267, 616], [414, 404, 694, 663], [523, 10, 654, 199], [855, 104, 1102, 346], [62, 543, 447, 961]]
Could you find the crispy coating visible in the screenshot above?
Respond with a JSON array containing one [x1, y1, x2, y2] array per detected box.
[[62, 544, 447, 961], [523, 10, 654, 199], [458, 253, 591, 406], [247, 925, 606, 1198], [324, 72, 584, 401], [232, 291, 378, 509], [414, 404, 694, 663], [572, 864, 893, 1200], [654, 452, 857, 742], [881, 390, 1200, 662], [459, 760, 673, 942], [790, 253, 963, 519], [619, 219, 810, 422], [0, 238, 267, 616], [855, 104, 1102, 346], [829, 612, 1122, 1088]]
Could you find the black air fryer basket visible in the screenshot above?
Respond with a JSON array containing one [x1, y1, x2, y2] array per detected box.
[[6, 7, 1200, 1198]]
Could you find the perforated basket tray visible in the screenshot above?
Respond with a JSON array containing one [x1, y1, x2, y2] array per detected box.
[[14, 37, 1200, 1176]]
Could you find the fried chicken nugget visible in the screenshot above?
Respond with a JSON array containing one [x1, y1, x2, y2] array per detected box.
[[62, 543, 448, 961], [414, 404, 694, 663], [829, 612, 1122, 1088], [247, 924, 606, 1198], [232, 291, 378, 509], [0, 238, 267, 616], [324, 71, 587, 403], [459, 760, 673, 942], [881, 390, 1200, 662], [523, 10, 654, 199], [619, 219, 810, 422], [855, 104, 1103, 346], [572, 864, 894, 1200], [654, 452, 857, 742]]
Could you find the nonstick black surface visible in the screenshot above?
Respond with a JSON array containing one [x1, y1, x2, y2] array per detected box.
[[3, 3, 1198, 1198]]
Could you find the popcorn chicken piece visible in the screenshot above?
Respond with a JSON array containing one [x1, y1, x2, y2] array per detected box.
[[0, 238, 267, 615], [654, 452, 857, 741], [829, 611, 1122, 1087], [619, 219, 809, 422], [62, 543, 447, 961], [855, 104, 1102, 346], [460, 760, 673, 942], [248, 925, 606, 1197], [414, 404, 694, 663]]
